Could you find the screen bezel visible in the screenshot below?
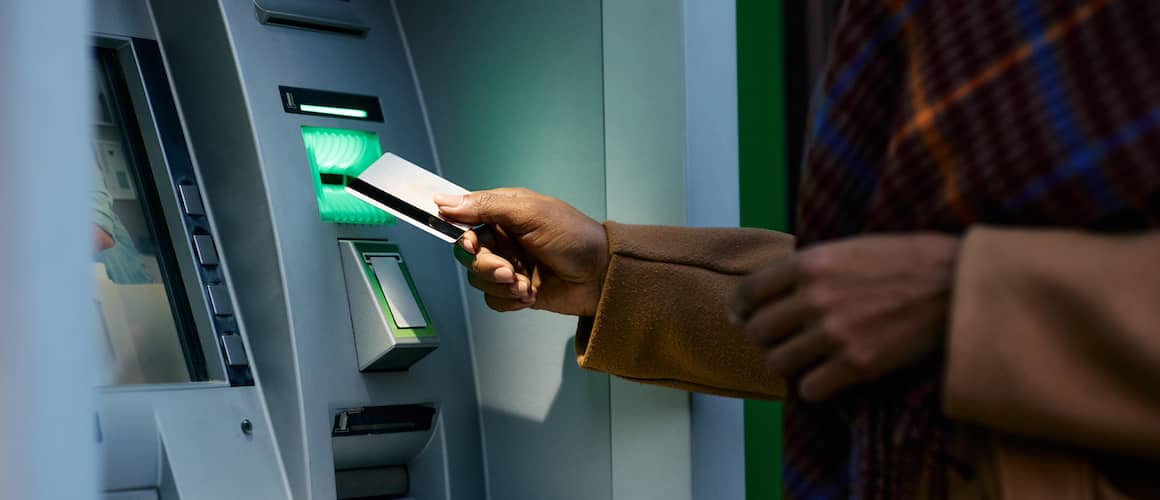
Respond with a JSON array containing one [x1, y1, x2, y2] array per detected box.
[[94, 35, 250, 386]]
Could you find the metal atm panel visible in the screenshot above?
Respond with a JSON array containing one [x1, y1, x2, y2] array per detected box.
[[150, 1, 486, 498], [91, 2, 289, 496]]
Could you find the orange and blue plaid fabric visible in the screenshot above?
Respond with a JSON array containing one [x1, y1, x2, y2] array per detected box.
[[790, 0, 1160, 498]]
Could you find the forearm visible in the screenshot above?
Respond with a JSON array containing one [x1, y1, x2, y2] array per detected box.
[[944, 227, 1160, 456], [575, 222, 793, 400]]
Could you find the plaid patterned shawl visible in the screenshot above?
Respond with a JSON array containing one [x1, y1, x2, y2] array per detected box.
[[789, 0, 1160, 498]]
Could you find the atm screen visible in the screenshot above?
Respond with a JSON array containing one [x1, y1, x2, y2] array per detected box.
[[92, 48, 207, 385]]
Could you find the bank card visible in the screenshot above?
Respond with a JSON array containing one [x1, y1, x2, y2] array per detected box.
[[346, 153, 471, 243]]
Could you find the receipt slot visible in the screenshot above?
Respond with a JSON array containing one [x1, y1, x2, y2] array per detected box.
[[339, 240, 438, 370]]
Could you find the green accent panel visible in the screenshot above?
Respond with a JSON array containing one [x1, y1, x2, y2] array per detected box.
[[745, 400, 784, 500], [352, 241, 437, 339], [738, 0, 789, 233], [301, 126, 397, 225], [738, 0, 788, 499]]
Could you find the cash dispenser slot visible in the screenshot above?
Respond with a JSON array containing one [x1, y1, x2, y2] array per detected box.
[[331, 404, 436, 499], [339, 240, 438, 371]]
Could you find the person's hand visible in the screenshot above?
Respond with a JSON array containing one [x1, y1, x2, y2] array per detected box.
[[435, 188, 609, 316], [731, 233, 960, 401], [95, 225, 114, 252]]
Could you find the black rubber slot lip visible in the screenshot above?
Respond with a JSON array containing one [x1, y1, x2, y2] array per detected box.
[[264, 16, 366, 37], [347, 178, 465, 241], [332, 404, 436, 436], [320, 173, 348, 186]]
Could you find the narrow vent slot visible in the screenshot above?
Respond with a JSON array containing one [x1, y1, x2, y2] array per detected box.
[[254, 0, 370, 37], [261, 15, 367, 36]]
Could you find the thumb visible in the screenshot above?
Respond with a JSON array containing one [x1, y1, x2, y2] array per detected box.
[[435, 188, 537, 231]]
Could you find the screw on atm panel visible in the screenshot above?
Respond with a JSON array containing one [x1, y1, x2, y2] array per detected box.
[[241, 419, 253, 435]]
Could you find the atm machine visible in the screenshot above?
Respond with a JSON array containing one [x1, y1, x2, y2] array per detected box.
[[95, 0, 486, 498], [144, 0, 492, 498], [94, 0, 712, 498]]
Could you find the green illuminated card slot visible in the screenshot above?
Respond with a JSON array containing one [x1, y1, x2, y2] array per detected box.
[[302, 126, 396, 225]]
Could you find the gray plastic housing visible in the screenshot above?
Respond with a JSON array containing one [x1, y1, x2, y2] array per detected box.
[[150, 1, 485, 498], [339, 240, 439, 371]]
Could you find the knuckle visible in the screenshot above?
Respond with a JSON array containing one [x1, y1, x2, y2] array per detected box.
[[818, 315, 847, 340], [798, 249, 831, 279], [474, 191, 496, 212], [803, 283, 835, 309], [813, 320, 846, 356]]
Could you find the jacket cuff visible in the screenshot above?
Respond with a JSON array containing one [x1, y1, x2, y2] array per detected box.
[[943, 227, 1015, 421], [572, 221, 787, 400], [574, 222, 642, 372]]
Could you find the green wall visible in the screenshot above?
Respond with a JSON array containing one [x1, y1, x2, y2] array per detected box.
[[737, 1, 789, 499]]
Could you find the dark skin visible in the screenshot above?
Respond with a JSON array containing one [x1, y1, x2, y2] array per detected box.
[[437, 189, 960, 401], [730, 233, 959, 401], [436, 188, 609, 316]]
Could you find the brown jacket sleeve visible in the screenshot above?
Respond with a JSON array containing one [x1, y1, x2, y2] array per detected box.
[[944, 227, 1160, 456], [574, 221, 793, 401]]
